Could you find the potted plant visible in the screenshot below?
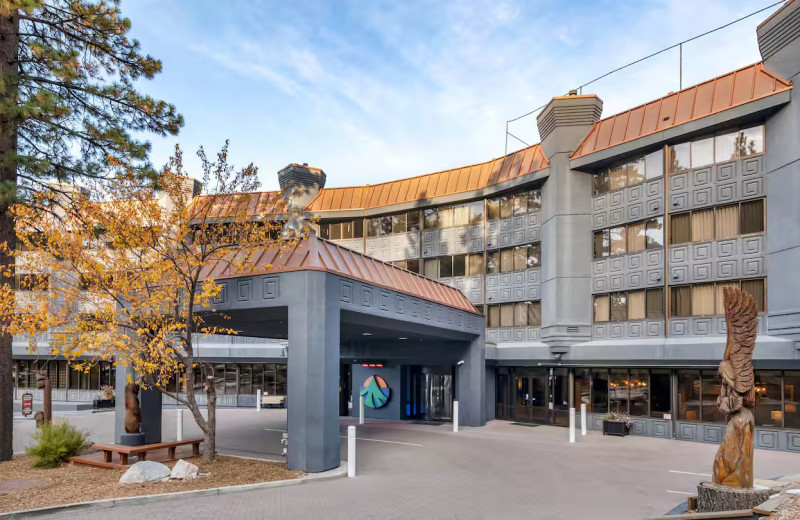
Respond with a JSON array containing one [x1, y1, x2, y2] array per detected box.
[[601, 411, 632, 436], [93, 385, 116, 409]]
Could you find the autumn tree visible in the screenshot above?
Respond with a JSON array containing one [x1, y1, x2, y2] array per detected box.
[[0, 0, 182, 460], [0, 143, 298, 462]]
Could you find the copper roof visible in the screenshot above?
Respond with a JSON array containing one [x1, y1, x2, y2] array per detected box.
[[190, 191, 284, 220], [571, 63, 792, 159], [306, 143, 548, 212], [204, 235, 482, 315]]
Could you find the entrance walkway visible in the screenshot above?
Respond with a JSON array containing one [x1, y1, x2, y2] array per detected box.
[[18, 409, 800, 519]]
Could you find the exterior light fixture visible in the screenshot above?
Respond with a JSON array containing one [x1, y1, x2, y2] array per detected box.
[[398, 337, 407, 340], [362, 332, 373, 336]]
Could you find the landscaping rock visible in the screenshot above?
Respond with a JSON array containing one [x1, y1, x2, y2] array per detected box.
[[170, 459, 199, 480], [119, 461, 171, 484]]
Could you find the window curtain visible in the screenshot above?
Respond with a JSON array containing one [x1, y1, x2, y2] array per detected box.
[[670, 213, 691, 244], [741, 279, 765, 312], [513, 246, 527, 271], [646, 288, 664, 319], [626, 158, 645, 185], [501, 248, 513, 273], [453, 204, 469, 226], [691, 209, 714, 243], [593, 296, 610, 322], [691, 284, 716, 316], [514, 302, 527, 327], [439, 207, 453, 228], [627, 290, 646, 320], [715, 282, 739, 315], [527, 302, 542, 326], [671, 286, 691, 317], [423, 259, 438, 279], [500, 303, 514, 327], [715, 205, 739, 239], [627, 221, 646, 253], [468, 254, 483, 276], [488, 306, 500, 328], [610, 227, 627, 255], [740, 199, 764, 235], [609, 165, 627, 190]]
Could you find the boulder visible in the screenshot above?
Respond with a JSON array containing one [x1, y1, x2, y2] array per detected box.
[[170, 459, 199, 480], [119, 461, 171, 484]]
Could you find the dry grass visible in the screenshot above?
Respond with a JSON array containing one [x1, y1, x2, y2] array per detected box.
[[0, 454, 303, 514]]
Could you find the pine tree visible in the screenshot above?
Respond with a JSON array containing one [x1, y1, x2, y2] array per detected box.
[[0, 0, 182, 461]]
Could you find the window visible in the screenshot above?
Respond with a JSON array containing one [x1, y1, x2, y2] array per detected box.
[[669, 142, 690, 173], [627, 221, 645, 253], [512, 194, 527, 215], [423, 208, 439, 229], [380, 216, 392, 235], [690, 209, 714, 243], [670, 213, 691, 244], [716, 125, 764, 162], [650, 369, 671, 418], [512, 246, 527, 271], [468, 201, 484, 224], [608, 164, 626, 190], [645, 218, 664, 248], [644, 149, 664, 179], [453, 204, 469, 226], [487, 199, 500, 220], [487, 251, 499, 274], [691, 284, 715, 316], [391, 213, 407, 234], [715, 205, 739, 239], [702, 370, 725, 423], [715, 282, 739, 315], [500, 248, 513, 273], [439, 256, 453, 278], [785, 371, 800, 429], [627, 157, 645, 185], [629, 369, 649, 417], [490, 244, 541, 271], [627, 290, 645, 320], [610, 292, 627, 321], [319, 223, 329, 239], [690, 136, 714, 168], [755, 371, 782, 427], [741, 279, 765, 312], [468, 253, 483, 276], [407, 211, 420, 232], [328, 222, 343, 240], [527, 190, 542, 211], [609, 226, 626, 256], [528, 243, 541, 268], [526, 301, 541, 326], [593, 170, 610, 195], [671, 286, 691, 317], [593, 230, 609, 258], [407, 259, 420, 273], [367, 218, 381, 237], [452, 254, 466, 277], [487, 301, 540, 328], [499, 196, 513, 218], [487, 305, 500, 327], [646, 288, 664, 319], [591, 369, 609, 414], [15, 274, 49, 291], [593, 295, 610, 322], [353, 219, 364, 238], [740, 199, 764, 235], [423, 258, 438, 280], [610, 369, 629, 413], [513, 302, 527, 327], [500, 303, 513, 327], [341, 221, 355, 239], [678, 370, 700, 421]]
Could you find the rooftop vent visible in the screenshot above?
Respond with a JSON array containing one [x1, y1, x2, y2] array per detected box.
[[568, 89, 578, 96]]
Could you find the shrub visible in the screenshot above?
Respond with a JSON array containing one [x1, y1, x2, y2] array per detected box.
[[26, 421, 89, 468]]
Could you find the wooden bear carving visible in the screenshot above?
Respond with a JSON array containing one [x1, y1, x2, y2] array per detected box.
[[124, 382, 142, 434]]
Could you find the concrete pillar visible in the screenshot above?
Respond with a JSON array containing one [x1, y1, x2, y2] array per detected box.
[[758, 1, 800, 343], [456, 332, 486, 427], [139, 386, 162, 444], [286, 271, 340, 472], [536, 94, 602, 352]]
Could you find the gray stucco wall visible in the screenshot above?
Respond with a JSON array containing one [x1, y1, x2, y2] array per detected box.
[[351, 364, 402, 420]]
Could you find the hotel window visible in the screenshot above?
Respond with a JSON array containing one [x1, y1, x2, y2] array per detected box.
[[391, 213, 407, 234], [407, 210, 420, 232], [594, 288, 663, 323], [609, 369, 629, 414], [468, 253, 483, 276], [593, 295, 610, 322], [15, 273, 49, 291], [785, 372, 800, 429], [669, 200, 764, 245], [677, 369, 700, 421], [644, 149, 664, 179], [439, 256, 453, 278], [755, 371, 783, 428], [452, 254, 466, 277], [392, 259, 420, 273], [487, 189, 541, 218], [645, 218, 664, 248], [609, 226, 626, 256], [650, 369, 671, 418], [487, 301, 541, 328], [670, 124, 765, 174], [691, 283, 716, 316], [487, 198, 500, 220], [672, 279, 765, 317], [646, 288, 664, 319], [423, 258, 439, 279], [527, 190, 542, 211], [627, 290, 645, 320], [591, 369, 609, 414], [629, 368, 649, 417], [453, 204, 470, 226], [670, 285, 691, 317], [427, 253, 483, 279], [626, 157, 645, 186], [423, 208, 439, 229], [702, 370, 725, 423], [488, 244, 541, 272], [500, 196, 513, 218], [468, 201, 484, 224], [609, 292, 627, 322], [627, 221, 645, 253], [593, 219, 663, 259]]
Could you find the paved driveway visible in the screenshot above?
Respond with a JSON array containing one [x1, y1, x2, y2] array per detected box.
[[16, 410, 800, 519]]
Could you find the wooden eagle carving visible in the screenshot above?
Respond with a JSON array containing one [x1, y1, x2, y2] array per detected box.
[[712, 286, 759, 488]]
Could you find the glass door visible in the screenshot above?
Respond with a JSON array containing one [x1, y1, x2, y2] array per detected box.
[[550, 368, 570, 426], [512, 369, 549, 423]]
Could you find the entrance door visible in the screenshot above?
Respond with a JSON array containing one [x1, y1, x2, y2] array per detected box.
[[424, 367, 453, 421], [512, 369, 548, 423], [550, 368, 570, 426]]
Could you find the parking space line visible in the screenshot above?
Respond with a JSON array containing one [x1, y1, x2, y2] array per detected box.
[[669, 470, 711, 477], [666, 490, 694, 495], [339, 436, 423, 447]]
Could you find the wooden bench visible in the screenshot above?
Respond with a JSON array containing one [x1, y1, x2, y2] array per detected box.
[[261, 395, 286, 409], [91, 438, 203, 466]]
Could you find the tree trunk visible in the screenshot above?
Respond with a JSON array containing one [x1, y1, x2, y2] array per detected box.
[[205, 381, 216, 462], [0, 9, 19, 462]]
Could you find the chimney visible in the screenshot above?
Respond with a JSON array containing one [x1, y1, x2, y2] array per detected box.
[[757, 0, 800, 81], [536, 94, 603, 158], [277, 163, 326, 211]]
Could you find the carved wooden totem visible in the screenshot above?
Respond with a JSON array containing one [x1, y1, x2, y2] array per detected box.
[[712, 286, 758, 488], [124, 382, 142, 434], [35, 369, 52, 425]]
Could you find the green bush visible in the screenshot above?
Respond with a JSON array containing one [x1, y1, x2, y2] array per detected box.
[[26, 421, 89, 468]]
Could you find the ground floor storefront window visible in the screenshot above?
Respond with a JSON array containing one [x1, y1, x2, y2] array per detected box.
[[170, 362, 288, 396], [13, 359, 115, 391]]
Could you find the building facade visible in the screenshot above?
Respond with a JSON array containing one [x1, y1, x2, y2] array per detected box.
[[12, 1, 800, 451]]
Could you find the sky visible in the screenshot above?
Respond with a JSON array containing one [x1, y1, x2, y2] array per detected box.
[[122, 0, 782, 191]]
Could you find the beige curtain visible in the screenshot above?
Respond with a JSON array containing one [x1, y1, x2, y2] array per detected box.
[[628, 290, 646, 320], [527, 302, 542, 326], [627, 158, 645, 185], [740, 199, 764, 235], [715, 282, 739, 315], [627, 221, 646, 253], [453, 204, 469, 226], [671, 286, 691, 317], [439, 206, 453, 228], [513, 246, 527, 271], [609, 165, 627, 190], [500, 303, 514, 327], [501, 248, 513, 272], [692, 284, 716, 316], [715, 205, 739, 239], [670, 213, 691, 244], [594, 296, 610, 322], [646, 288, 664, 318], [610, 226, 627, 255], [513, 302, 527, 327], [741, 279, 765, 312], [468, 254, 483, 276], [488, 306, 500, 328], [691, 209, 714, 243]]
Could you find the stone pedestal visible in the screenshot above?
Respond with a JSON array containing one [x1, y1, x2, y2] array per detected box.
[[118, 432, 147, 447], [696, 482, 771, 513]]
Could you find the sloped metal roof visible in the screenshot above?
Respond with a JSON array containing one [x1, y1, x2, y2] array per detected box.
[[571, 62, 792, 159], [204, 235, 482, 315], [305, 143, 548, 212]]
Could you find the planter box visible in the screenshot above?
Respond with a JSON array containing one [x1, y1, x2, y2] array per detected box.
[[602, 420, 629, 436], [93, 398, 115, 409]]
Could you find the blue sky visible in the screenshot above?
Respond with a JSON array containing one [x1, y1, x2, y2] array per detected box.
[[123, 0, 780, 191]]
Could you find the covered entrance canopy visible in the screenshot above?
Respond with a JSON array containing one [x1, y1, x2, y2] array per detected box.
[[115, 236, 486, 473]]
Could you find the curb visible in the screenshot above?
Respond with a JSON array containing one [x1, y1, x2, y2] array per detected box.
[[0, 462, 347, 519]]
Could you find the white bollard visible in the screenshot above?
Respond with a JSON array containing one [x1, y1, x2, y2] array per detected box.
[[569, 407, 576, 444], [176, 408, 183, 442], [580, 403, 587, 437], [347, 425, 356, 478], [453, 400, 459, 433], [359, 394, 364, 425], [256, 389, 262, 413]]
